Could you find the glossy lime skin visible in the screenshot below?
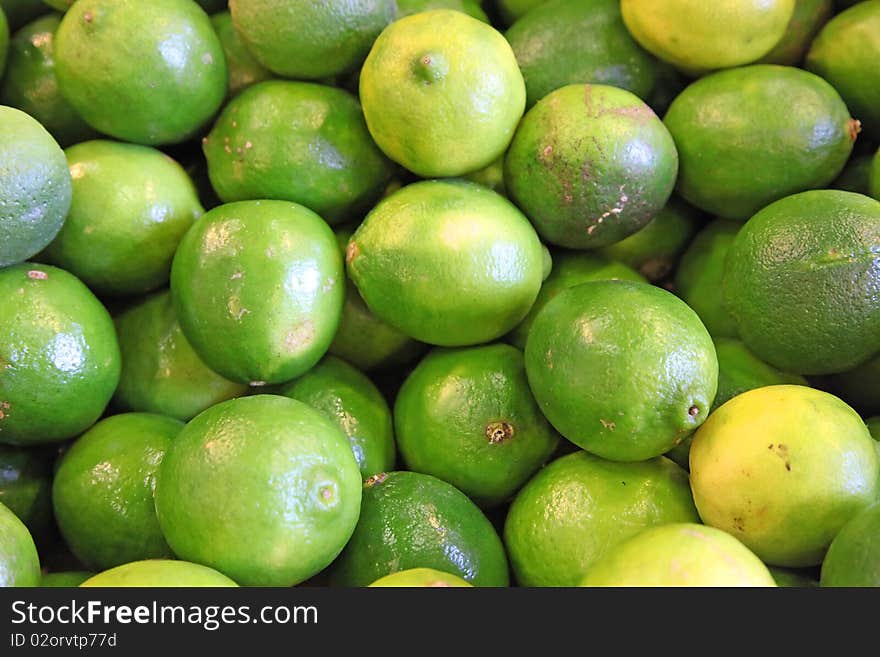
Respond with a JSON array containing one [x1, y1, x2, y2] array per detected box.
[[347, 180, 544, 347], [52, 413, 182, 571], [204, 81, 393, 225], [0, 444, 54, 544], [506, 0, 658, 109], [330, 471, 509, 587], [664, 65, 856, 220], [0, 264, 120, 445], [229, 0, 394, 79], [758, 0, 833, 66], [81, 560, 238, 587], [359, 10, 526, 177], [155, 395, 362, 587], [0, 105, 71, 267], [113, 291, 247, 423], [43, 140, 203, 297], [368, 567, 472, 587], [40, 571, 94, 587], [171, 200, 345, 385], [0, 500, 39, 586], [690, 385, 880, 567], [505, 84, 678, 250], [395, 344, 558, 508], [504, 451, 699, 587], [828, 353, 880, 416], [820, 503, 880, 587], [210, 11, 272, 98], [396, 0, 487, 21], [525, 280, 718, 462], [279, 356, 396, 479], [723, 190, 880, 375], [807, 1, 880, 138], [55, 0, 227, 145]]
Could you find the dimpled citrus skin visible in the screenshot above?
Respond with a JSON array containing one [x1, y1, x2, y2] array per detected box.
[[347, 180, 544, 347], [210, 12, 273, 99], [820, 503, 880, 587], [579, 523, 776, 587], [690, 385, 880, 567], [664, 65, 857, 221], [155, 395, 362, 587], [505, 84, 678, 250], [368, 568, 473, 587], [723, 190, 880, 375], [279, 355, 396, 479], [55, 0, 227, 145], [170, 200, 344, 385], [330, 471, 509, 587], [0, 501, 40, 586], [52, 413, 182, 571], [0, 264, 120, 446], [359, 10, 525, 177], [504, 451, 699, 587], [113, 291, 247, 423], [0, 106, 71, 267], [620, 0, 795, 72], [43, 140, 203, 297], [395, 0, 487, 22], [506, 0, 658, 109], [525, 280, 718, 462], [81, 560, 238, 587], [758, 0, 833, 66], [204, 81, 393, 225]]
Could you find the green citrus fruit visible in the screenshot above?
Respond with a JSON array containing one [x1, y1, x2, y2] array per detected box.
[[359, 10, 525, 177], [832, 154, 874, 196], [758, 0, 833, 66], [866, 416, 880, 441], [505, 84, 678, 250], [330, 471, 509, 587], [0, 6, 8, 74], [0, 263, 120, 445], [43, 1, 73, 10], [768, 567, 819, 587], [463, 155, 506, 195], [155, 395, 362, 587], [525, 280, 717, 462], [828, 354, 880, 416], [690, 385, 880, 567], [0, 500, 39, 586], [0, 0, 45, 29], [872, 148, 880, 200], [55, 0, 227, 145], [664, 65, 857, 220], [0, 444, 54, 545], [396, 0, 487, 22], [279, 355, 396, 479], [394, 344, 558, 508], [40, 571, 93, 587], [368, 568, 473, 587], [210, 11, 272, 98], [504, 451, 699, 587], [496, 0, 546, 25], [347, 180, 544, 347], [204, 81, 392, 225], [170, 200, 344, 385], [579, 523, 776, 587], [81, 559, 238, 587], [820, 502, 880, 587], [723, 190, 880, 375]]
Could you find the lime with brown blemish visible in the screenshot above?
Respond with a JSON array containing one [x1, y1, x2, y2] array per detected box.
[[504, 84, 678, 250], [0, 263, 120, 446], [820, 502, 880, 587], [0, 500, 40, 586], [0, 444, 55, 547], [394, 343, 558, 508], [170, 200, 344, 385], [525, 280, 717, 462], [210, 11, 273, 98], [40, 571, 94, 587], [81, 560, 238, 587], [690, 385, 880, 567], [504, 451, 699, 587], [368, 568, 473, 587], [758, 0, 833, 66]]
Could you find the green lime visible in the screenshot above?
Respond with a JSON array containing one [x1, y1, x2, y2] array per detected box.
[[496, 0, 546, 25], [330, 471, 509, 587], [525, 280, 717, 462], [0, 263, 120, 445], [866, 416, 880, 441], [506, 0, 658, 109], [758, 0, 833, 66], [0, 500, 39, 586], [0, 0, 45, 29], [210, 11, 272, 98], [0, 444, 54, 545], [504, 451, 699, 587], [504, 84, 678, 250], [43, 1, 73, 10], [664, 65, 857, 220], [807, 0, 880, 137], [621, 0, 795, 72], [113, 291, 247, 422], [872, 148, 880, 199], [394, 344, 558, 508], [229, 0, 394, 79], [579, 523, 776, 587], [0, 6, 8, 74], [768, 566, 819, 587], [81, 559, 238, 587], [55, 0, 227, 145], [827, 354, 880, 416], [170, 200, 344, 385], [43, 140, 203, 297], [204, 81, 393, 225], [820, 503, 880, 586], [347, 180, 544, 347], [723, 190, 880, 375], [359, 10, 525, 177], [396, 0, 488, 22], [690, 385, 880, 566], [155, 395, 362, 587], [40, 570, 94, 587], [0, 105, 71, 267], [368, 568, 473, 587], [52, 413, 182, 571], [462, 155, 506, 195], [279, 355, 396, 479], [832, 154, 874, 196]]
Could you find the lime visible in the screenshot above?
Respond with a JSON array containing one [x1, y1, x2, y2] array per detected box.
[[81, 560, 238, 587], [0, 500, 39, 586], [832, 154, 873, 196], [210, 11, 272, 98], [0, 444, 54, 545], [396, 0, 488, 22], [368, 568, 472, 587], [0, 0, 44, 29], [463, 155, 506, 195], [820, 503, 880, 587], [872, 148, 880, 199], [496, 0, 547, 25], [768, 567, 819, 587], [758, 0, 833, 66], [40, 571, 94, 587], [866, 416, 880, 441], [0, 6, 8, 74], [827, 354, 880, 416]]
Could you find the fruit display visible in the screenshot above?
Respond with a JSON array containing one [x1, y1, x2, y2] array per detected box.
[[0, 0, 878, 590]]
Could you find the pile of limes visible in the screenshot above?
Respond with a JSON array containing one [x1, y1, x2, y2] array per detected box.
[[1, 0, 880, 589]]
